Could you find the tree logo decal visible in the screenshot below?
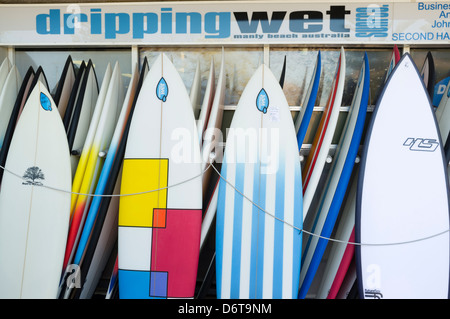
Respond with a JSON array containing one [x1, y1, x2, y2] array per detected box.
[[22, 166, 45, 186]]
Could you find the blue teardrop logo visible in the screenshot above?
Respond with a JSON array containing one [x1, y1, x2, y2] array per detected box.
[[256, 88, 269, 114], [156, 77, 169, 102], [40, 92, 52, 111]]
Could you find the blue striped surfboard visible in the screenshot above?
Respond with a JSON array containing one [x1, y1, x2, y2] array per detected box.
[[298, 52, 370, 299], [216, 64, 302, 299]]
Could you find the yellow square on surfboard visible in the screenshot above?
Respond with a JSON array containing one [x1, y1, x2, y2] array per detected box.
[[119, 158, 168, 227]]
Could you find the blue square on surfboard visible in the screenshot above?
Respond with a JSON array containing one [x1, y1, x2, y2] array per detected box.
[[149, 271, 168, 298], [118, 269, 165, 299]]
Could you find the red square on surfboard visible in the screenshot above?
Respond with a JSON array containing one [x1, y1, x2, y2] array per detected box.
[[150, 209, 202, 298], [153, 209, 167, 228]]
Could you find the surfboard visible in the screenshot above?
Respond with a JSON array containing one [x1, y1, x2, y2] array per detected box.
[[53, 55, 76, 118], [62, 62, 123, 273], [315, 169, 358, 299], [0, 81, 71, 298], [0, 57, 11, 93], [0, 65, 21, 149], [105, 255, 119, 299], [302, 47, 345, 219], [75, 59, 149, 299], [26, 66, 49, 102], [316, 46, 401, 300], [420, 51, 436, 101], [279, 55, 286, 88], [216, 63, 303, 299], [63, 61, 87, 133], [298, 52, 369, 299], [67, 63, 111, 223], [356, 53, 450, 299], [60, 62, 140, 299], [0, 67, 35, 184], [201, 48, 225, 198], [190, 60, 202, 119], [67, 60, 99, 174], [197, 57, 215, 146], [294, 50, 322, 147], [118, 53, 202, 299]]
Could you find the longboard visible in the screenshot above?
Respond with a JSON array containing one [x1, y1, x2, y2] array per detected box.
[[0, 81, 71, 298], [216, 64, 303, 299], [118, 53, 202, 299], [356, 53, 450, 299], [298, 52, 369, 299]]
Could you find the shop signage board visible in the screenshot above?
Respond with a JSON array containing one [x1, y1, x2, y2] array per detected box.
[[0, 2, 450, 46]]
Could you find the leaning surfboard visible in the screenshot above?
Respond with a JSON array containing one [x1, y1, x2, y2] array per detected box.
[[0, 81, 71, 298], [302, 47, 345, 218], [118, 53, 202, 299], [216, 64, 303, 299], [356, 53, 450, 299], [298, 52, 369, 299]]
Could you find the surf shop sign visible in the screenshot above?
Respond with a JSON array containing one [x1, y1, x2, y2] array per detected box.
[[0, 1, 449, 45]]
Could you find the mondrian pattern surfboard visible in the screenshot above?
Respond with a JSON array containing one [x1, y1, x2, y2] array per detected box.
[[118, 53, 202, 299], [216, 64, 302, 299]]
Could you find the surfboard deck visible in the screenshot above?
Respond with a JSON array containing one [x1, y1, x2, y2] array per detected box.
[[118, 53, 202, 299], [0, 81, 71, 298], [356, 53, 450, 299], [216, 63, 303, 299]]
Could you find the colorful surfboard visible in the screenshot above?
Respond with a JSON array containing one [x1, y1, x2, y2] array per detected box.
[[61, 61, 141, 299], [356, 53, 450, 299], [62, 62, 123, 272], [0, 81, 71, 298], [302, 47, 345, 219], [216, 63, 303, 299], [118, 53, 202, 299], [76, 58, 149, 299], [298, 52, 369, 299]]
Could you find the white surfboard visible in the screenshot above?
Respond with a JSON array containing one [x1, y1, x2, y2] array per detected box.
[[0, 65, 21, 149], [118, 53, 202, 299], [356, 53, 450, 299], [190, 60, 202, 118], [216, 63, 303, 299], [197, 57, 216, 146], [0, 81, 71, 298], [0, 57, 11, 93], [201, 48, 225, 197]]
